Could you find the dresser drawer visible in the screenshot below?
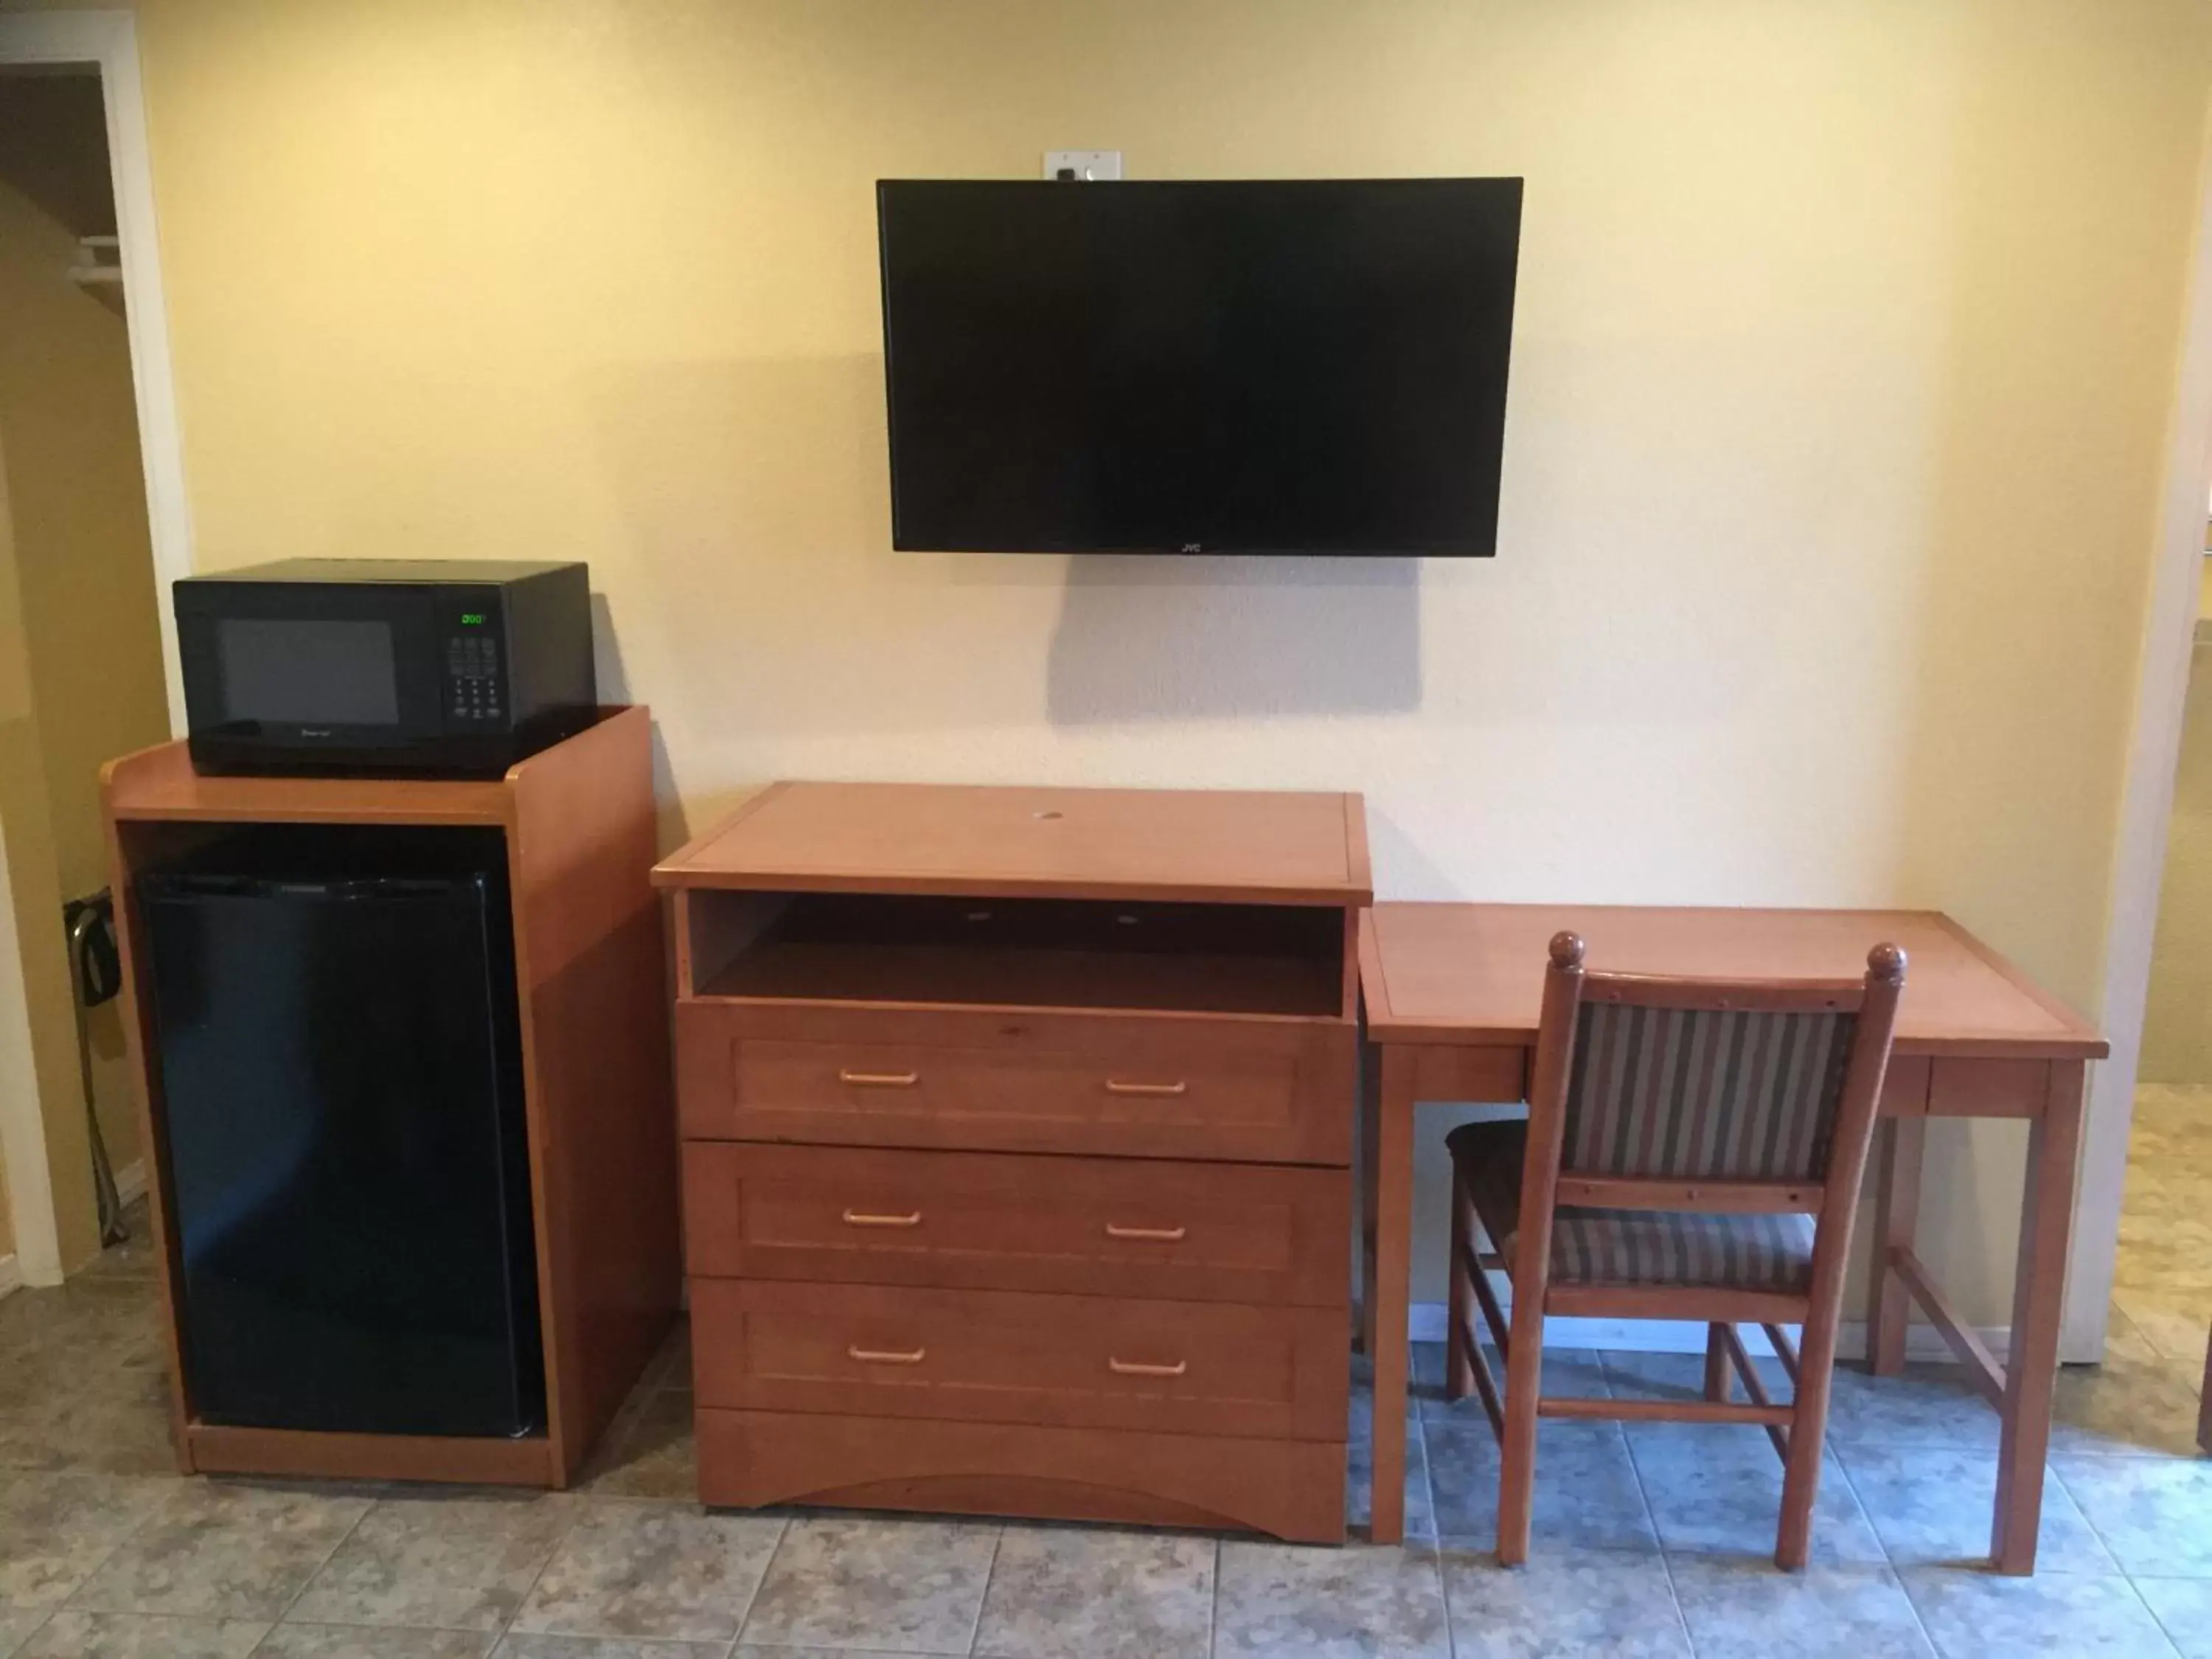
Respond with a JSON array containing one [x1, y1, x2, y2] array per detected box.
[[682, 1144, 1347, 1306], [689, 1280, 1346, 1441], [676, 1002, 1353, 1164]]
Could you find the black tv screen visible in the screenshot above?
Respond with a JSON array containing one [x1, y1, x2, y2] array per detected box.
[[877, 178, 1522, 556]]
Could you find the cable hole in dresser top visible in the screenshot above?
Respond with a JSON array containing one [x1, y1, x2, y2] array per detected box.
[[692, 893, 1343, 1017]]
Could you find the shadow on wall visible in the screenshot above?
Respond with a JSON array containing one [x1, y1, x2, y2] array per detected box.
[[586, 353, 1039, 744], [585, 352, 1425, 750], [588, 591, 688, 852], [1044, 553, 1422, 724]]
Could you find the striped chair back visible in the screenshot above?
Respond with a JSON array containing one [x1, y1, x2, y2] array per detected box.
[[1559, 1002, 1859, 1184]]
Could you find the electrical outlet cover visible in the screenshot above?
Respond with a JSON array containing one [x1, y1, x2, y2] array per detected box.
[[1043, 150, 1123, 181]]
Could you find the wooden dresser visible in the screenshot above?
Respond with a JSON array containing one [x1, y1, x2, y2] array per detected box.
[[653, 781, 1368, 1542]]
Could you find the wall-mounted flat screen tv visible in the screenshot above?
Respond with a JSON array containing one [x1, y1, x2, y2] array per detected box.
[[877, 177, 1522, 556]]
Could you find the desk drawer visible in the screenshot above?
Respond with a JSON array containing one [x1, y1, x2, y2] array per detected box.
[[689, 1279, 1346, 1441], [676, 1002, 1353, 1164], [682, 1144, 1348, 1306]]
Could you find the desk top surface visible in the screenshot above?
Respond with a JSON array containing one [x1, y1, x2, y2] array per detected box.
[[1360, 902, 2106, 1059], [654, 780, 1373, 906]]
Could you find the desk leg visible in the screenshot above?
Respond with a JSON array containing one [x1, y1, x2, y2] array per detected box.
[[1869, 1116, 1926, 1377], [1368, 1046, 1416, 1546], [1992, 1060, 2086, 1575]]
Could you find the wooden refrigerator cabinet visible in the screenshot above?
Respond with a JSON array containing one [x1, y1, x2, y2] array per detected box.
[[654, 781, 1370, 1541], [102, 706, 678, 1488]]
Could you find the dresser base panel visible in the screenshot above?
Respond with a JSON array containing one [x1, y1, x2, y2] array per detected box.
[[696, 1407, 1345, 1543]]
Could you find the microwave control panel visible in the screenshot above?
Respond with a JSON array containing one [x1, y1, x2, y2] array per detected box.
[[444, 602, 505, 725]]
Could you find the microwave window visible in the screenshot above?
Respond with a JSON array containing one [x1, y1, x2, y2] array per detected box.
[[217, 618, 400, 726]]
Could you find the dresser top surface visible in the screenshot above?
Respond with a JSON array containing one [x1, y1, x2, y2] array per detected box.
[[653, 781, 1372, 906]]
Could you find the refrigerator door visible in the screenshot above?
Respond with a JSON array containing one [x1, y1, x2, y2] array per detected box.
[[142, 846, 542, 1439]]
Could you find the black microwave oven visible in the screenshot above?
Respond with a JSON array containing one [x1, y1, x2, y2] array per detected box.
[[174, 559, 597, 777]]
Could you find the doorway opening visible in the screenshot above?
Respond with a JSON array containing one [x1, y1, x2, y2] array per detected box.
[[2113, 549, 2212, 1450], [0, 15, 188, 1290]]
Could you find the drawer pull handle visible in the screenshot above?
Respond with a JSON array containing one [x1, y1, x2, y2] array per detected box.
[[1105, 1222, 1189, 1242], [1109, 1357, 1189, 1378], [839, 1069, 919, 1088], [842, 1208, 923, 1228], [847, 1345, 927, 1366], [1105, 1079, 1188, 1097]]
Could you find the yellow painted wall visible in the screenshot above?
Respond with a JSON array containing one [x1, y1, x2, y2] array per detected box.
[[0, 180, 170, 1191], [45, 0, 2212, 1320], [0, 396, 101, 1278]]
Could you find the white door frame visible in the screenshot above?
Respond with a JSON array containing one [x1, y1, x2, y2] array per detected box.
[[0, 9, 190, 1284], [2062, 105, 2212, 1361]]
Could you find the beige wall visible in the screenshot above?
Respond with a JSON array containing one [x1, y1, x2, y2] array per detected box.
[[0, 178, 170, 1191], [62, 0, 2212, 1320], [0, 405, 101, 1277]]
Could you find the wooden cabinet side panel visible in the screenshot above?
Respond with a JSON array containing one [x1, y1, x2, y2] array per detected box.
[[100, 803, 195, 1472], [507, 708, 681, 1480]]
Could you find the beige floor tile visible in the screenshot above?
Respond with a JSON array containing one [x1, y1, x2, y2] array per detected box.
[[509, 1500, 782, 1644], [13, 1610, 270, 1658], [65, 1481, 371, 1621], [286, 1492, 580, 1632]]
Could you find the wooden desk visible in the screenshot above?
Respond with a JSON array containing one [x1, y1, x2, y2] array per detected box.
[[1357, 903, 2107, 1573]]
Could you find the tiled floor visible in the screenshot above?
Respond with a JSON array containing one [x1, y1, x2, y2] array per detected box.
[[2, 1197, 2211, 1657], [2110, 1085, 2212, 1388]]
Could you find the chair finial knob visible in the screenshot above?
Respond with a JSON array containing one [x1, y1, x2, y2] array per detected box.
[[1867, 942, 1907, 986], [1549, 931, 1587, 970]]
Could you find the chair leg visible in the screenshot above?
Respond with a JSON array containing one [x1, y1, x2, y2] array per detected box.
[[1776, 1321, 1840, 1571], [1447, 1175, 1476, 1402], [1496, 1277, 1545, 1565], [1703, 1323, 1731, 1403]]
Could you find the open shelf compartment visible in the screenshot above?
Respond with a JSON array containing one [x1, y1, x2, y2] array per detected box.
[[681, 890, 1346, 1018]]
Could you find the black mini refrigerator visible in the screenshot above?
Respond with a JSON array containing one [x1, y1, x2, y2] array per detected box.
[[140, 825, 545, 1439]]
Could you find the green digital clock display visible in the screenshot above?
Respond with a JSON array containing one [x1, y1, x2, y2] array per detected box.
[[459, 613, 487, 626]]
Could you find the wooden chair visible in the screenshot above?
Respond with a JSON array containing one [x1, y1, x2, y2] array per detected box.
[[1444, 931, 1906, 1571]]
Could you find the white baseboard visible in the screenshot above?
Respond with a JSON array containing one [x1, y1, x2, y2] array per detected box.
[[1406, 1301, 2009, 1365], [112, 1158, 145, 1206]]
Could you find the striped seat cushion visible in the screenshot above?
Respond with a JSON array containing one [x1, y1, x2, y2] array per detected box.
[[1447, 1120, 1817, 1293]]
